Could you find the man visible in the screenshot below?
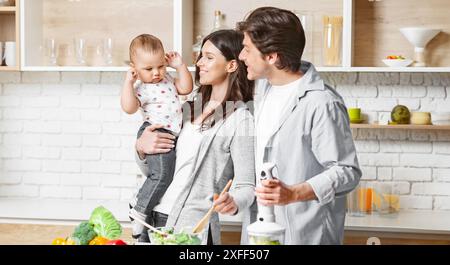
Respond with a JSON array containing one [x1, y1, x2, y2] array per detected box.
[[237, 7, 361, 244]]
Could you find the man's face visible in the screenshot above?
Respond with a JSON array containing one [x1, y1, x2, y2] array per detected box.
[[239, 32, 270, 80]]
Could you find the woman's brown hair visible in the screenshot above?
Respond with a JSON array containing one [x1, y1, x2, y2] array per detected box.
[[237, 7, 305, 73], [189, 29, 254, 130]]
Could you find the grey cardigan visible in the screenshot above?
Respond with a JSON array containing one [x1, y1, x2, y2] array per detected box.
[[136, 104, 256, 244]]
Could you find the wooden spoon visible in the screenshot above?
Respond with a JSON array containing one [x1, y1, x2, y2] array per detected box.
[[192, 179, 233, 234]]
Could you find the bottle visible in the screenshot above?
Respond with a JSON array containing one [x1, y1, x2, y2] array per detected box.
[[192, 35, 203, 65], [211, 10, 225, 33]]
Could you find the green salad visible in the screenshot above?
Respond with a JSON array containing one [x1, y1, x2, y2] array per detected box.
[[149, 227, 202, 245]]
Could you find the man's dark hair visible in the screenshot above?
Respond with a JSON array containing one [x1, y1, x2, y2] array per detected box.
[[237, 7, 305, 73]]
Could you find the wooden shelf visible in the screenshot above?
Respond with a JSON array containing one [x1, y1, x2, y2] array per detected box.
[[350, 123, 450, 130], [31, 65, 445, 73], [0, 66, 19, 71], [21, 66, 196, 72], [0, 6, 15, 13], [316, 67, 450, 73]]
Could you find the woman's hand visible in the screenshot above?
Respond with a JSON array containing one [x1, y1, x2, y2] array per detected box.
[[213, 192, 238, 215], [135, 124, 176, 159]]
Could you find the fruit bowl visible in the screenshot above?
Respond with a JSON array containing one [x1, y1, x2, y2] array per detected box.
[[382, 58, 413, 67]]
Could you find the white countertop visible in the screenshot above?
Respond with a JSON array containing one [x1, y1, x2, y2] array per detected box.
[[220, 210, 450, 235], [344, 210, 450, 235], [1, 199, 450, 235]]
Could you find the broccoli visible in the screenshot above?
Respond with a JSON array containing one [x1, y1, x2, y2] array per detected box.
[[72, 221, 97, 245]]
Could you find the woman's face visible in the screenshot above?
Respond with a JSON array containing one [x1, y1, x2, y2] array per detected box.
[[196, 40, 229, 86]]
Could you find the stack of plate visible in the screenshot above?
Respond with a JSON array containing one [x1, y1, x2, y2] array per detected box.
[[432, 112, 450, 125]]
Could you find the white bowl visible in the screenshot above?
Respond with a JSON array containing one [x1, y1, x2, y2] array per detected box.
[[382, 59, 413, 67], [433, 120, 450, 125], [431, 112, 450, 125], [432, 112, 450, 121]]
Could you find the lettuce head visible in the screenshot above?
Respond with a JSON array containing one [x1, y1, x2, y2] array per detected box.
[[89, 206, 122, 240]]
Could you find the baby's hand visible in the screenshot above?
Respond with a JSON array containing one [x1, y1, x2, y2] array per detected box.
[[126, 68, 138, 84], [166, 51, 184, 69]]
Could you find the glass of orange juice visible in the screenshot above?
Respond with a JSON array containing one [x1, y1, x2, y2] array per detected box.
[[373, 182, 400, 214], [346, 182, 367, 217]]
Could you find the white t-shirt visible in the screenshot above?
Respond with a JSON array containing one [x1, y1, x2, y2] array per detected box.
[[134, 74, 183, 135], [255, 77, 303, 177], [153, 121, 206, 214]]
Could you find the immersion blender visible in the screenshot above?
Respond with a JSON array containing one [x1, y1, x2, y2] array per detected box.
[[247, 162, 285, 245]]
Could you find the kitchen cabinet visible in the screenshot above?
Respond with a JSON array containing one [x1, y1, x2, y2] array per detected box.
[[353, 0, 450, 68], [0, 0, 20, 71], [20, 0, 193, 72], [194, 0, 450, 73], [4, 0, 450, 72]]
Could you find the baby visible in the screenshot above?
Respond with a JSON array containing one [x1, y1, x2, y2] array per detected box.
[[121, 34, 193, 240]]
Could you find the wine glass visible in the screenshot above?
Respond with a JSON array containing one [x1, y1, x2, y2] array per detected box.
[[44, 38, 58, 66], [103, 37, 113, 65], [74, 38, 87, 66]]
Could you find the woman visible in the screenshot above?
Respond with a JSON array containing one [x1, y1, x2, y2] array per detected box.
[[134, 29, 255, 244]]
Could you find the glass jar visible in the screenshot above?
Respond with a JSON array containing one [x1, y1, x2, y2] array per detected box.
[[347, 182, 366, 217], [372, 182, 400, 214], [192, 35, 203, 65], [247, 219, 285, 245], [294, 11, 313, 62], [322, 16, 343, 66]]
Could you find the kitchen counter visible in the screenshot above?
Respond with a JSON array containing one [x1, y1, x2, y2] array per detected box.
[[219, 210, 450, 235], [344, 210, 450, 235], [1, 198, 450, 236]]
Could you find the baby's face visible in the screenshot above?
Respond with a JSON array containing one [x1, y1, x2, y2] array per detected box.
[[132, 49, 167, 83]]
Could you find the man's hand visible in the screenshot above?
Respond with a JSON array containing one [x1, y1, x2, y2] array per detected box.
[[213, 192, 238, 215], [255, 179, 317, 206]]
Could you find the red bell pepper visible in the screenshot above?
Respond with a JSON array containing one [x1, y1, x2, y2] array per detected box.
[[105, 239, 127, 245]]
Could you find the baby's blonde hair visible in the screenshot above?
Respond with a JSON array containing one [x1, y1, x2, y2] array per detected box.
[[129, 34, 164, 63]]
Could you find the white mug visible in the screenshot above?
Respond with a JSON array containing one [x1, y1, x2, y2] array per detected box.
[[5, 41, 16, 67]]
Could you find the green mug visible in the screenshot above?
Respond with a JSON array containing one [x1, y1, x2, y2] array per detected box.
[[348, 108, 361, 121]]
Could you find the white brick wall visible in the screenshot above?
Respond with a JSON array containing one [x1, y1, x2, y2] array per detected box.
[[333, 72, 450, 211], [0, 71, 450, 218], [0, 72, 140, 212]]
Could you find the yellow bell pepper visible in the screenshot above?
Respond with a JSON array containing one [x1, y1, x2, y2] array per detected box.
[[89, 236, 110, 245], [51, 237, 67, 245]]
